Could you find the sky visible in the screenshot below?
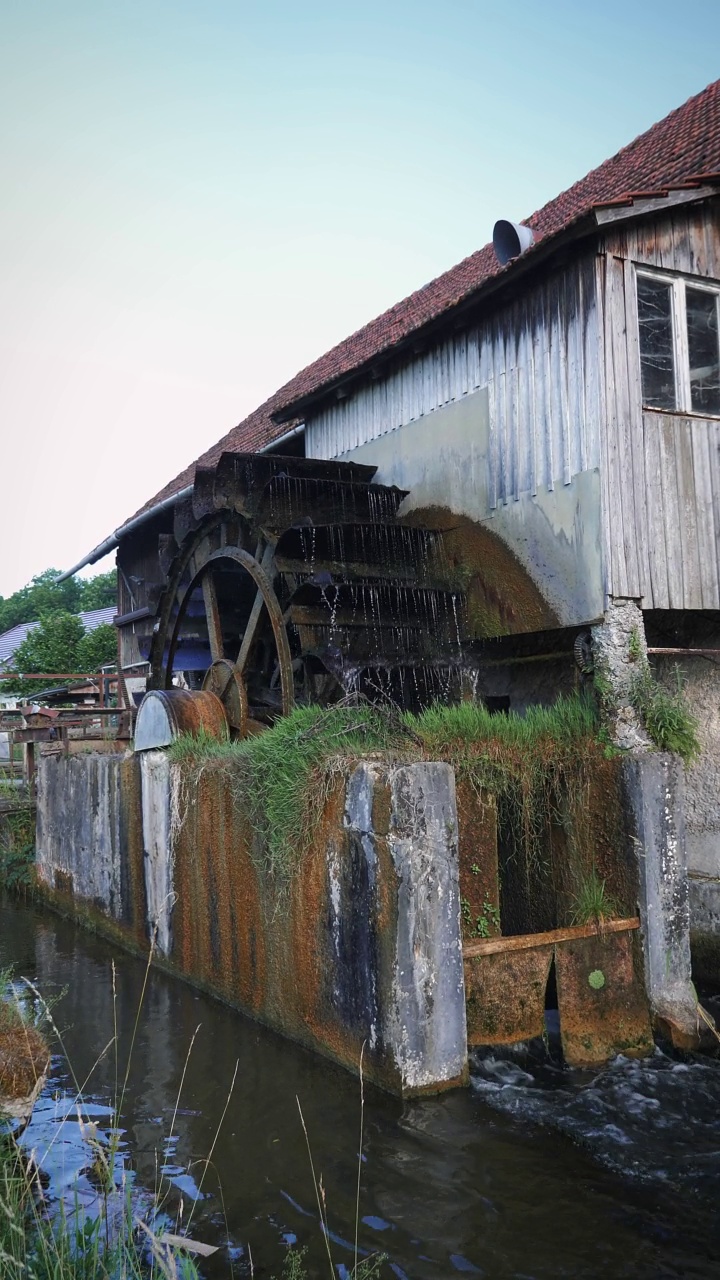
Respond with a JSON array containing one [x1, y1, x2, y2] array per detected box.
[[1, 0, 720, 598]]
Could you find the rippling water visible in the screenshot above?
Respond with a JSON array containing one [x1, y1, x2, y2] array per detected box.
[[2, 897, 720, 1278]]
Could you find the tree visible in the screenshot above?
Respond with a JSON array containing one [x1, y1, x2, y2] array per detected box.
[[0, 568, 117, 634], [76, 623, 117, 672], [77, 571, 117, 611], [1, 612, 85, 692]]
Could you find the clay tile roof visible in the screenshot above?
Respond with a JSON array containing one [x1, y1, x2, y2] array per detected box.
[[130, 78, 720, 523]]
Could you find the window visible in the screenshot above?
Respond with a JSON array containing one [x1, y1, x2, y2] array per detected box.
[[637, 271, 720, 416]]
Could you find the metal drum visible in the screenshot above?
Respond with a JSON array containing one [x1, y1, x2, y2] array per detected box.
[[133, 689, 228, 752]]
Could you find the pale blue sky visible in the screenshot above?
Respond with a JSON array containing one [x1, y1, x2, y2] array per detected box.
[[1, 0, 719, 595]]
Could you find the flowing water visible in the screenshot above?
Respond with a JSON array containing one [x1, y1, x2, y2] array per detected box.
[[2, 897, 720, 1279]]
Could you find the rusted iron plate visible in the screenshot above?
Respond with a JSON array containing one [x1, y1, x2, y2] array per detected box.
[[463, 917, 640, 959], [555, 930, 653, 1067], [464, 946, 553, 1045]]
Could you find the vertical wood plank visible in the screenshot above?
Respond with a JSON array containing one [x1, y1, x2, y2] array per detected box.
[[487, 368, 498, 510], [621, 257, 651, 599], [642, 418, 670, 608], [558, 273, 572, 485], [688, 420, 719, 608], [606, 255, 635, 594], [657, 417, 684, 608], [674, 420, 703, 609]]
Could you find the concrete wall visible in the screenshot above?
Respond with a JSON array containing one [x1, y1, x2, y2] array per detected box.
[[35, 739, 696, 1070], [654, 653, 720, 980], [35, 751, 146, 939], [333, 392, 604, 633], [35, 751, 468, 1097]]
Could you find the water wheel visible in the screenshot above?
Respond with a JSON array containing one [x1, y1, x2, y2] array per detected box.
[[146, 452, 469, 734]]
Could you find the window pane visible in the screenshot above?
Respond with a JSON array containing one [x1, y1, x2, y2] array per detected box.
[[686, 286, 720, 415], [637, 275, 676, 409]]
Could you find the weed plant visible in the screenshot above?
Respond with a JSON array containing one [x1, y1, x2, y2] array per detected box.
[[0, 801, 35, 893], [0, 1137, 200, 1280], [570, 870, 619, 928], [0, 950, 205, 1280], [630, 666, 700, 764], [168, 704, 402, 884]]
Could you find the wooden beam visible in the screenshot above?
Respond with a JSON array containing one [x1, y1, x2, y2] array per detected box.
[[201, 572, 224, 663], [462, 917, 640, 959]]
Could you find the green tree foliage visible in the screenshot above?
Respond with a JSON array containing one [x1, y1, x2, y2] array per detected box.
[[8, 612, 85, 684], [0, 568, 117, 633], [76, 570, 117, 611], [76, 623, 117, 671], [1, 610, 118, 693]]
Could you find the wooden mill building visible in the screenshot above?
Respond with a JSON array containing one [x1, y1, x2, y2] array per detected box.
[[63, 79, 720, 959]]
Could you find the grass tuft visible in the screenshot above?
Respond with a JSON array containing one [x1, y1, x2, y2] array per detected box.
[[630, 667, 700, 764], [170, 704, 402, 884], [570, 870, 619, 928]]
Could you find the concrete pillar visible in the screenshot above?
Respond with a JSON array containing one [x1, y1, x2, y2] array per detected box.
[[591, 597, 652, 750], [139, 750, 175, 957], [344, 761, 468, 1093], [385, 762, 468, 1091], [622, 752, 699, 1048]]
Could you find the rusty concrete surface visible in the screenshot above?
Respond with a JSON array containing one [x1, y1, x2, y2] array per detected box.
[[464, 946, 553, 1045], [555, 930, 654, 1066]]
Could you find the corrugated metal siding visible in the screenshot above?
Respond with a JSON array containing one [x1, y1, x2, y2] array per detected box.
[[306, 256, 602, 508], [602, 204, 720, 607]]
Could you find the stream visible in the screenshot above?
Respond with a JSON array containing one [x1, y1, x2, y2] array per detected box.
[[2, 896, 720, 1279]]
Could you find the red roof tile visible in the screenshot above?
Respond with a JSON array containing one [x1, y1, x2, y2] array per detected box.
[[130, 79, 720, 523]]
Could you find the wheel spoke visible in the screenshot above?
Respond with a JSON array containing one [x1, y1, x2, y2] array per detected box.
[[236, 544, 277, 675], [202, 572, 224, 663]]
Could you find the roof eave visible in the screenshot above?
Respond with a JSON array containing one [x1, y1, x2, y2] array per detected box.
[[273, 212, 599, 423], [275, 183, 720, 423]]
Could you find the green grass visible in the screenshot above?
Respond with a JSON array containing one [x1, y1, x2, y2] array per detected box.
[[630, 667, 700, 764], [570, 869, 619, 927], [406, 692, 597, 752], [169, 704, 402, 884], [0, 1133, 201, 1280], [169, 694, 601, 889]]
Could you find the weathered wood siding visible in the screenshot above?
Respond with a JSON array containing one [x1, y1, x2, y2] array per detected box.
[[306, 254, 603, 508], [601, 203, 720, 607]]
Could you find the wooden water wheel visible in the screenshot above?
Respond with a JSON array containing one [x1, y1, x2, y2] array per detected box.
[[146, 453, 469, 735]]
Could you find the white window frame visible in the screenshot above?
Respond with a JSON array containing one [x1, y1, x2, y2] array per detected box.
[[636, 267, 720, 416]]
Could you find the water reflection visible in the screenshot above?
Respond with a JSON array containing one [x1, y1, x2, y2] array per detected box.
[[2, 898, 720, 1278]]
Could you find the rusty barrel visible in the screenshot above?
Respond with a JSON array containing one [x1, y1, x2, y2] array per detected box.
[[133, 688, 229, 752]]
